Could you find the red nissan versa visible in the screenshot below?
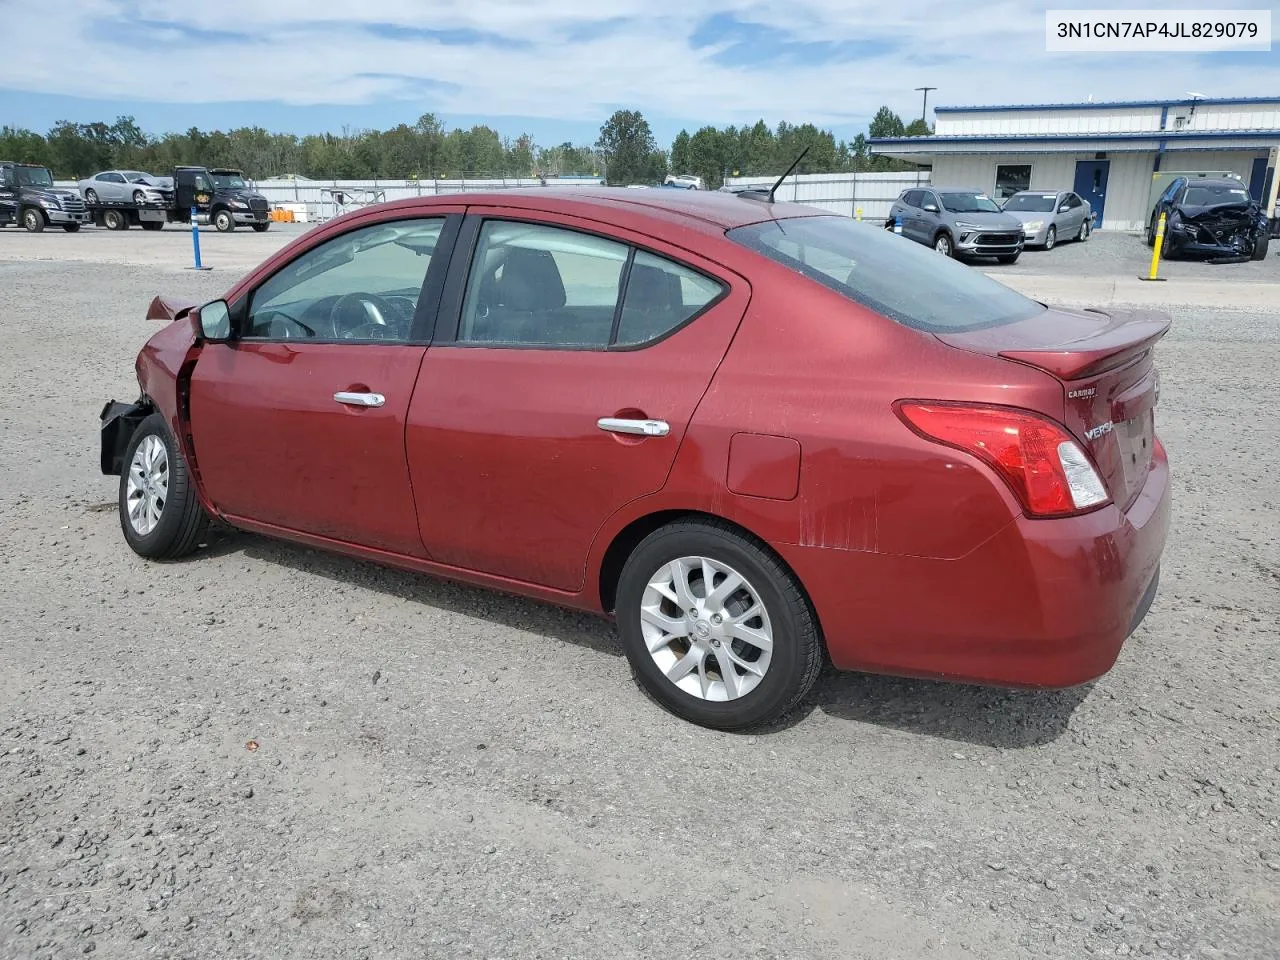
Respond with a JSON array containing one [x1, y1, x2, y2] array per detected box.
[[100, 189, 1170, 730]]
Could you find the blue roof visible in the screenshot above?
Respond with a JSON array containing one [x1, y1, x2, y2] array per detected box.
[[871, 129, 1280, 146], [935, 96, 1280, 113]]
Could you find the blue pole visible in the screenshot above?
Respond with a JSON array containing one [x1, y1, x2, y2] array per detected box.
[[190, 206, 203, 269], [894, 215, 903, 234]]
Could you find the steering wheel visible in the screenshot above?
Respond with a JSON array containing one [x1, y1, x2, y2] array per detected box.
[[329, 292, 400, 338]]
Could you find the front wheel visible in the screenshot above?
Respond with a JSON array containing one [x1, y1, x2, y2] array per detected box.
[[615, 520, 823, 730], [1251, 232, 1269, 261], [251, 222, 270, 233], [213, 209, 235, 232], [62, 223, 81, 233], [22, 208, 45, 233], [118, 413, 208, 560], [1077, 219, 1090, 242], [1043, 225, 1056, 250], [933, 232, 953, 257]]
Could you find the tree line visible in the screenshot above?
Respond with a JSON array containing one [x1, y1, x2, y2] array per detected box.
[[0, 105, 929, 187]]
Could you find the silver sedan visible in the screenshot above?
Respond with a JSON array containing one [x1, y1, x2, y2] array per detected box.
[[77, 170, 167, 205], [1000, 190, 1094, 249]]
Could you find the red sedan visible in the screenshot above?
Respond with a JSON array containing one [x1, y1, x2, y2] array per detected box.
[[100, 189, 1170, 730]]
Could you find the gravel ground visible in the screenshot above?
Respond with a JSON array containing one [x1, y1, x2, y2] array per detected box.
[[1, 244, 1278, 960], [986, 229, 1280, 283]]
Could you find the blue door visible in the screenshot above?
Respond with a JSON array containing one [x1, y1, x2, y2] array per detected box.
[[1073, 160, 1110, 228], [1249, 156, 1269, 202]]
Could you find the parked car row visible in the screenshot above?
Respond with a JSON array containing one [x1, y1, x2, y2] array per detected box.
[[886, 186, 1095, 262]]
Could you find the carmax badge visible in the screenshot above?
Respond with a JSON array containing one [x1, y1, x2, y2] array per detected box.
[[1084, 421, 1114, 441]]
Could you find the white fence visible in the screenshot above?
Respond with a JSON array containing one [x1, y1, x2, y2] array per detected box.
[[53, 171, 931, 223], [723, 171, 932, 221]]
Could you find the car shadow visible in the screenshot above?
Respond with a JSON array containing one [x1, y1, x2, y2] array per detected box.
[[194, 526, 1092, 748]]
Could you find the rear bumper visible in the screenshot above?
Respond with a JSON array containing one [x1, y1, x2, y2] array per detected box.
[[782, 445, 1171, 688]]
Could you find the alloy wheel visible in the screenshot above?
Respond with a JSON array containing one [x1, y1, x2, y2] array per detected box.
[[125, 435, 169, 536], [639, 556, 774, 702]]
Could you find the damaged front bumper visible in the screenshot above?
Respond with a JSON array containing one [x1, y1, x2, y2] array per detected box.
[[1165, 204, 1269, 263], [100, 399, 150, 475]]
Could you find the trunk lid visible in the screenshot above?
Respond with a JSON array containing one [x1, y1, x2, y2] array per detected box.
[[936, 306, 1171, 507]]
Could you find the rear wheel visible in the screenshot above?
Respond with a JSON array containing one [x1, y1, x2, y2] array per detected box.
[[62, 224, 81, 233], [118, 413, 207, 560], [615, 520, 823, 731], [933, 232, 953, 257], [213, 209, 235, 232], [22, 208, 45, 233], [84, 189, 99, 204], [102, 210, 128, 231], [140, 221, 164, 232]]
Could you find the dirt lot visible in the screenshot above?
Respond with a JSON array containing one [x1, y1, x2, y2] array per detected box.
[[1, 226, 1278, 960]]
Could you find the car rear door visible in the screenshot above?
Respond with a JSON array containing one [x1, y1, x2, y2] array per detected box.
[[404, 209, 750, 591], [186, 208, 464, 555]]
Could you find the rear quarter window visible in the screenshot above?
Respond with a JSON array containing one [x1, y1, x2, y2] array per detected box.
[[727, 215, 1044, 333]]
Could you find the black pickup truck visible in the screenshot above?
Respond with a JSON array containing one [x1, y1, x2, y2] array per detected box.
[[0, 161, 91, 232]]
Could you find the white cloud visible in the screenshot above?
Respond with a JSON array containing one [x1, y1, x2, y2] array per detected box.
[[2, 0, 1278, 130]]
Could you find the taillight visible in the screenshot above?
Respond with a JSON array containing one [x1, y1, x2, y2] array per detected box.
[[895, 402, 1110, 518]]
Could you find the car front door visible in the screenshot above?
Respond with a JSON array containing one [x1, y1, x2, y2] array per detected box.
[[404, 211, 750, 591], [916, 190, 943, 243], [187, 210, 463, 554], [0, 167, 15, 223], [100, 173, 126, 201]]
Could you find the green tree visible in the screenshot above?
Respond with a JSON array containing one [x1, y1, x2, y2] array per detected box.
[[596, 109, 657, 185], [868, 106, 906, 139], [904, 118, 933, 137], [669, 130, 691, 175]]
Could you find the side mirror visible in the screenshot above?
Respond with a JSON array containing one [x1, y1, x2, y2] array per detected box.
[[1059, 204, 1071, 213], [197, 300, 231, 341], [923, 203, 939, 213]]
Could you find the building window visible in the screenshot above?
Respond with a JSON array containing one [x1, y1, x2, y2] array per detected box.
[[995, 164, 1032, 200]]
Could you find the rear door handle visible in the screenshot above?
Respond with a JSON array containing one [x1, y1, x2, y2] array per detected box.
[[334, 391, 385, 408], [597, 417, 670, 437]]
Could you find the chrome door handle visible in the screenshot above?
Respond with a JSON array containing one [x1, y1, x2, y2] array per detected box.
[[597, 417, 670, 437], [334, 391, 385, 408]]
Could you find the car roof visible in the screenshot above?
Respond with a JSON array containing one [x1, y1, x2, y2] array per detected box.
[[370, 187, 827, 233], [1181, 178, 1248, 189]]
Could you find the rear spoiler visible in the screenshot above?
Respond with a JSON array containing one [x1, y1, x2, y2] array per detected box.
[[998, 310, 1172, 381]]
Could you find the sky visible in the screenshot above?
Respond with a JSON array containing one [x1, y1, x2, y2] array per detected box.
[[1, 0, 1277, 147]]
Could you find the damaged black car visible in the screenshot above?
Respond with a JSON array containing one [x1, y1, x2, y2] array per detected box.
[[1147, 177, 1270, 263]]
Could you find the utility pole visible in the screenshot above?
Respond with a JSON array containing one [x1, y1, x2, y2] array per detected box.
[[914, 86, 937, 126]]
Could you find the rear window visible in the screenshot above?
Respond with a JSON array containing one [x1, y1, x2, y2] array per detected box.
[[726, 215, 1044, 333]]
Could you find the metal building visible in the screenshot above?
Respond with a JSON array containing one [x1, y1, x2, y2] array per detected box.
[[870, 96, 1280, 232]]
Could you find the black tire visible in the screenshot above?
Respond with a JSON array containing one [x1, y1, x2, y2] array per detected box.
[[22, 208, 45, 233], [251, 222, 270, 233], [84, 189, 99, 204], [1146, 215, 1157, 247], [1161, 218, 1177, 259], [1077, 219, 1090, 242], [140, 221, 164, 232], [1043, 225, 1056, 250], [213, 209, 235, 232], [62, 223, 81, 233], [1251, 232, 1269, 261], [118, 413, 207, 560], [997, 252, 1020, 264], [615, 519, 823, 731], [933, 231, 954, 257], [102, 210, 128, 231]]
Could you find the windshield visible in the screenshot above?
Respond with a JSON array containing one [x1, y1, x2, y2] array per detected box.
[[727, 215, 1044, 333], [938, 192, 1002, 214], [1002, 193, 1057, 212], [213, 173, 248, 190], [15, 166, 54, 188], [1184, 184, 1251, 206]]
